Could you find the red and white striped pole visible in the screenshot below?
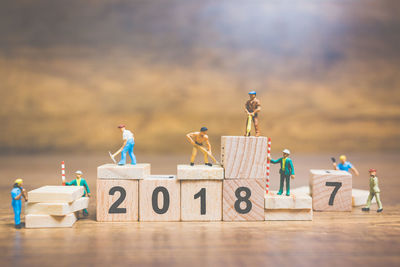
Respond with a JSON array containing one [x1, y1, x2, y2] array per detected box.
[[61, 161, 66, 185], [266, 137, 271, 194]]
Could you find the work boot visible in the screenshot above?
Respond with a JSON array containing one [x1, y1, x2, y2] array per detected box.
[[205, 163, 212, 167], [362, 207, 370, 211], [15, 224, 21, 229], [286, 192, 290, 196], [377, 208, 383, 213], [83, 210, 89, 217], [190, 162, 194, 166], [277, 191, 283, 195]]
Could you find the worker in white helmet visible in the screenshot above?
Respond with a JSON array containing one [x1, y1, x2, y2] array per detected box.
[[11, 178, 28, 229], [65, 170, 90, 216], [268, 149, 295, 196]]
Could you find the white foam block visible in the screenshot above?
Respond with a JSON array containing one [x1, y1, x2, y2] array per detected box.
[[265, 191, 312, 210], [28, 186, 84, 203], [97, 163, 151, 179], [177, 165, 224, 180], [265, 209, 313, 221], [352, 189, 376, 206], [291, 186, 311, 195], [25, 197, 89, 215], [25, 213, 77, 228]]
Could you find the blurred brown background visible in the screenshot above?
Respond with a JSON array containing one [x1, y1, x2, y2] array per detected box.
[[1, 0, 399, 154]]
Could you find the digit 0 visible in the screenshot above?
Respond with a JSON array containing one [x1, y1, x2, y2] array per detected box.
[[152, 186, 170, 214], [234, 187, 252, 214]]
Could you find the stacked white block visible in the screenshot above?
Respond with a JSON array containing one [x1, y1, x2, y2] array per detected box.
[[26, 186, 88, 228], [264, 191, 313, 220]]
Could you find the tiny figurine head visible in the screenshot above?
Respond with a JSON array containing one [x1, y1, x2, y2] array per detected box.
[[248, 91, 256, 100], [339, 155, 347, 163], [14, 178, 23, 187], [282, 149, 290, 158], [75, 170, 83, 178], [369, 168, 377, 176], [200, 127, 208, 136], [118, 124, 126, 132]]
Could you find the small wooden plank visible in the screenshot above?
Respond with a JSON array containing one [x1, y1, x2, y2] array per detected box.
[[265, 209, 313, 221], [139, 176, 180, 221], [310, 170, 352, 211], [25, 197, 89, 215], [96, 179, 138, 222], [265, 191, 312, 210], [221, 136, 268, 179], [97, 163, 151, 179], [28, 186, 84, 203], [181, 180, 222, 221], [25, 213, 77, 228], [352, 189, 376, 207], [223, 179, 265, 221], [177, 165, 224, 180]]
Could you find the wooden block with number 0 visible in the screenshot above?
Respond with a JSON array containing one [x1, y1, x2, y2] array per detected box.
[[223, 179, 265, 221], [310, 169, 352, 211], [96, 179, 139, 221]]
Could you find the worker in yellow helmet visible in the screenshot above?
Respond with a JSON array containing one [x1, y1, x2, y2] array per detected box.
[[332, 155, 359, 176], [11, 179, 28, 229]]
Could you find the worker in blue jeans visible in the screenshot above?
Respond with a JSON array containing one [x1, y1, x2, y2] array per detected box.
[[11, 179, 28, 229], [111, 124, 137, 165]]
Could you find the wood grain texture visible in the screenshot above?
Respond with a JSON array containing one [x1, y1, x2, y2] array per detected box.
[[265, 191, 312, 210], [223, 179, 265, 221], [25, 213, 77, 228], [96, 179, 138, 222], [177, 164, 224, 180], [25, 197, 89, 215], [139, 177, 180, 221], [181, 180, 222, 221], [28, 186, 84, 203], [310, 170, 352, 211], [97, 163, 151, 179], [265, 209, 313, 221], [221, 136, 268, 179]]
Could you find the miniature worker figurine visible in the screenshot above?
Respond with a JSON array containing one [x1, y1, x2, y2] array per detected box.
[[244, 91, 261, 137], [268, 149, 295, 196], [11, 178, 28, 229], [186, 127, 213, 166], [111, 124, 137, 165], [65, 170, 90, 216], [362, 169, 383, 213], [333, 155, 359, 176]]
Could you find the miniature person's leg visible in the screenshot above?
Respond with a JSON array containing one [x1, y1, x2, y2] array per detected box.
[[366, 193, 373, 208], [13, 203, 21, 226], [253, 116, 260, 137], [277, 173, 284, 195], [201, 149, 209, 164], [190, 147, 198, 165], [285, 175, 290, 196], [118, 145, 129, 165], [375, 193, 383, 210], [128, 140, 136, 165]]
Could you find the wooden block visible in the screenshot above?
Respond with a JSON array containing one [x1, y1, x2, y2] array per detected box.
[[310, 169, 352, 211], [96, 179, 138, 222], [139, 176, 180, 221], [28, 186, 84, 203], [181, 180, 222, 221], [265, 209, 313, 221], [223, 179, 265, 221], [221, 136, 268, 179], [25, 213, 77, 228], [352, 189, 376, 207], [177, 165, 224, 180], [97, 163, 151, 179], [25, 197, 89, 216], [265, 191, 312, 209], [291, 186, 311, 196]]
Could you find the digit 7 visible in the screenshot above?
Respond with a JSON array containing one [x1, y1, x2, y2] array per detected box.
[[325, 182, 342, 206]]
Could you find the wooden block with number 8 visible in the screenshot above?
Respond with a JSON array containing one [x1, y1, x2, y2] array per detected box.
[[96, 179, 138, 222], [223, 179, 265, 221], [310, 169, 352, 211]]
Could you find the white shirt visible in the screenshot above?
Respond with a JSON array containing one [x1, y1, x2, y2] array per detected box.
[[122, 129, 134, 141]]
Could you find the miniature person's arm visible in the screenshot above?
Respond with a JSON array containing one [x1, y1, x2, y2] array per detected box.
[[289, 159, 295, 178], [83, 180, 91, 197], [186, 133, 196, 145], [350, 166, 359, 176], [113, 140, 127, 157], [65, 180, 76, 186], [269, 157, 281, 164], [333, 162, 338, 170], [253, 101, 261, 115], [205, 136, 211, 152]]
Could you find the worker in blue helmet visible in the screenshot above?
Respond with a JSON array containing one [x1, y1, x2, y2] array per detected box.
[[11, 178, 28, 229], [186, 127, 214, 166], [244, 91, 261, 136]]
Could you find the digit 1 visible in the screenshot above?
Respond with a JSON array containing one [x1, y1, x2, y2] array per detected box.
[[152, 186, 170, 214], [194, 188, 206, 215]]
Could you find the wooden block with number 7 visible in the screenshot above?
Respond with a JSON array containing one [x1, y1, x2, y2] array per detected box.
[[310, 169, 352, 211], [223, 179, 265, 221], [96, 179, 138, 222]]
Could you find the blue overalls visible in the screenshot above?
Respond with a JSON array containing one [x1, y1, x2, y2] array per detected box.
[[118, 138, 136, 165], [11, 187, 22, 226]]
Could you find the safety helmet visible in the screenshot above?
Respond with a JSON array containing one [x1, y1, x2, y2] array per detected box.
[[14, 178, 23, 185], [248, 91, 256, 95], [339, 155, 347, 161], [283, 149, 291, 155], [75, 170, 83, 175]]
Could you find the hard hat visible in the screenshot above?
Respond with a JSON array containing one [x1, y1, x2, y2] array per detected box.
[[75, 170, 83, 175], [14, 178, 23, 185], [200, 127, 208, 132], [339, 155, 347, 161], [369, 168, 377, 173], [248, 91, 256, 95], [283, 149, 291, 155], [117, 124, 126, 128]]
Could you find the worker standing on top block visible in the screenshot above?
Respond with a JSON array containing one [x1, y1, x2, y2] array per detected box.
[[244, 91, 261, 137], [268, 149, 295, 196], [332, 155, 359, 176], [65, 170, 90, 217], [11, 178, 28, 229], [110, 124, 137, 165], [362, 169, 383, 213], [186, 127, 213, 167]]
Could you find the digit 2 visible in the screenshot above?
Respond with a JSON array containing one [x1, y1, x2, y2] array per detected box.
[[108, 186, 127, 214]]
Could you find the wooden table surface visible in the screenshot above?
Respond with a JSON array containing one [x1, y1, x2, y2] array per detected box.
[[0, 153, 399, 267]]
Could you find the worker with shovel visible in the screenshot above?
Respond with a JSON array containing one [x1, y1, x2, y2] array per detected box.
[[110, 124, 136, 165], [244, 91, 261, 137], [186, 127, 218, 166]]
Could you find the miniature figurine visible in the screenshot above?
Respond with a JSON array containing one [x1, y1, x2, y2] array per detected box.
[[244, 91, 261, 137], [186, 127, 215, 166], [110, 124, 136, 165], [332, 155, 359, 176], [362, 169, 383, 213], [268, 149, 295, 196], [11, 178, 28, 229], [65, 170, 91, 216]]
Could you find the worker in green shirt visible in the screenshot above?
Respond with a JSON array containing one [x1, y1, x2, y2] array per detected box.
[[268, 149, 295, 196], [362, 168, 383, 213], [65, 170, 90, 216]]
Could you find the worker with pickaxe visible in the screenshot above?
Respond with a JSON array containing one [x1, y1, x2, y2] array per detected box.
[[109, 124, 136, 165], [186, 127, 218, 166], [244, 91, 261, 137]]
